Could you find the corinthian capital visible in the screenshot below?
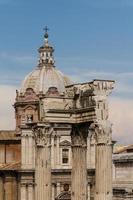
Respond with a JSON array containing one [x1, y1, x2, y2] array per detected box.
[[34, 126, 53, 147], [71, 123, 89, 147], [89, 121, 112, 144]]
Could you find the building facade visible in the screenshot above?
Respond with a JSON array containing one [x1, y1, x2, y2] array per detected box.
[[0, 31, 129, 200]]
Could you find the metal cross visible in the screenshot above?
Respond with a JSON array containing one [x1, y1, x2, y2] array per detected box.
[[43, 26, 49, 33]]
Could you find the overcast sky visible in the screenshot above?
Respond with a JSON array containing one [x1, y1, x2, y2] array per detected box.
[[0, 0, 133, 144]]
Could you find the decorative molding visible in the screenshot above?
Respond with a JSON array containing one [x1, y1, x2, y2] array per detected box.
[[59, 140, 71, 147]]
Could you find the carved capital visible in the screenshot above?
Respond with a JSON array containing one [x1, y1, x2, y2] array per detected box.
[[34, 126, 53, 147], [89, 121, 112, 144], [71, 123, 89, 147]]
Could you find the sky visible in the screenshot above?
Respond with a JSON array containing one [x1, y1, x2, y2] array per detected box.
[[0, 0, 133, 144]]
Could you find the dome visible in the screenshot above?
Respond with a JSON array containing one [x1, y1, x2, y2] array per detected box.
[[20, 66, 72, 95], [20, 31, 72, 96]]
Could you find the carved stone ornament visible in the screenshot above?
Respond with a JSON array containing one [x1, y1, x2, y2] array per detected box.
[[89, 121, 112, 145], [34, 127, 53, 147], [71, 123, 89, 147]]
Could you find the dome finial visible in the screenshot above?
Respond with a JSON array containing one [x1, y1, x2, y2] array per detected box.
[[43, 26, 49, 44]]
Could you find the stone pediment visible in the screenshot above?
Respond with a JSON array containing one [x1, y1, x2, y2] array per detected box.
[[60, 140, 71, 147]]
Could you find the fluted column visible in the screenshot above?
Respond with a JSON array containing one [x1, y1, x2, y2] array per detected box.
[[71, 123, 88, 200], [35, 127, 52, 200], [92, 122, 112, 200]]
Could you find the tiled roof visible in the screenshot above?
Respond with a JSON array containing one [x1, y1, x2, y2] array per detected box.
[[0, 161, 21, 170], [0, 130, 20, 140]]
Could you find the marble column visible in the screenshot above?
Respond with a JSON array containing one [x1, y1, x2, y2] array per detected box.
[[71, 123, 88, 200], [35, 127, 51, 200], [93, 122, 112, 200]]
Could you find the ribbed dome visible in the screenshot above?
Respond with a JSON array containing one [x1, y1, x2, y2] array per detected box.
[[20, 66, 72, 95]]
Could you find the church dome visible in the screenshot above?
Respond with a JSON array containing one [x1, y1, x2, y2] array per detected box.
[[20, 29, 72, 95], [20, 66, 72, 95]]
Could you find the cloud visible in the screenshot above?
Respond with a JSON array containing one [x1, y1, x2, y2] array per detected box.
[[0, 85, 16, 130], [109, 97, 133, 144]]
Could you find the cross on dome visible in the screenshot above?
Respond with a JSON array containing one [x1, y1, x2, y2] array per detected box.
[[43, 26, 49, 39]]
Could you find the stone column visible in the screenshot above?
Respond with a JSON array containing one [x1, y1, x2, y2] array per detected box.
[[56, 135, 60, 168], [21, 128, 35, 169], [51, 135, 55, 169], [35, 127, 51, 200], [28, 183, 34, 200], [87, 184, 90, 200], [71, 123, 88, 200], [52, 184, 55, 200], [20, 183, 27, 200], [56, 182, 61, 196], [0, 176, 4, 200], [5, 176, 13, 200], [92, 122, 112, 200], [87, 136, 91, 169]]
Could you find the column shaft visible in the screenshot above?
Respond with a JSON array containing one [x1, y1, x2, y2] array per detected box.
[[56, 182, 61, 196], [56, 136, 60, 168], [20, 184, 27, 200], [71, 146, 87, 200], [71, 124, 88, 200], [52, 184, 55, 200], [87, 137, 91, 168], [51, 136, 55, 169], [87, 184, 90, 200], [95, 144, 112, 200], [28, 184, 34, 200], [0, 176, 4, 200], [35, 145, 51, 200]]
